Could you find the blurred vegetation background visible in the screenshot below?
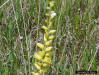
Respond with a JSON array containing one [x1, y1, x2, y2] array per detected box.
[[0, 0, 99, 75]]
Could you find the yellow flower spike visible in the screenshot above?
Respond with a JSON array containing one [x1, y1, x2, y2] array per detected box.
[[34, 52, 42, 60], [45, 40, 52, 46], [37, 43, 44, 49], [49, 1, 55, 7], [38, 51, 45, 57], [34, 62, 42, 70], [42, 26, 48, 31], [45, 46, 53, 52], [45, 52, 53, 57], [31, 72, 39, 75], [32, 1, 56, 74], [49, 35, 55, 40], [49, 30, 56, 34]]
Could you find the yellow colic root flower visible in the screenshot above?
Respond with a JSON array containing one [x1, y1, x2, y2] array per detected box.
[[32, 1, 56, 75]]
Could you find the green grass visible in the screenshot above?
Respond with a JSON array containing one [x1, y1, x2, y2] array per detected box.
[[0, 0, 99, 75]]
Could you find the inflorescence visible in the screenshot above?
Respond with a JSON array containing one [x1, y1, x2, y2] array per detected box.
[[32, 1, 56, 75]]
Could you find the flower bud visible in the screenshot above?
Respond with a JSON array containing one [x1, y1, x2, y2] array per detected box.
[[50, 16, 54, 19], [45, 13, 50, 16], [49, 22, 52, 28], [42, 26, 48, 31], [49, 30, 56, 34], [49, 35, 55, 40], [44, 34, 47, 42], [45, 20, 49, 24]]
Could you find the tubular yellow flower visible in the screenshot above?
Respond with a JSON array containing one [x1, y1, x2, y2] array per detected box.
[[31, 72, 39, 75], [45, 47, 53, 52], [43, 63, 47, 67], [42, 26, 48, 31], [43, 57, 51, 64], [38, 51, 45, 57], [49, 30, 56, 34], [37, 43, 44, 49], [49, 35, 55, 40], [43, 63, 51, 67], [45, 52, 53, 57], [45, 40, 52, 46], [34, 62, 42, 70], [34, 52, 42, 60]]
